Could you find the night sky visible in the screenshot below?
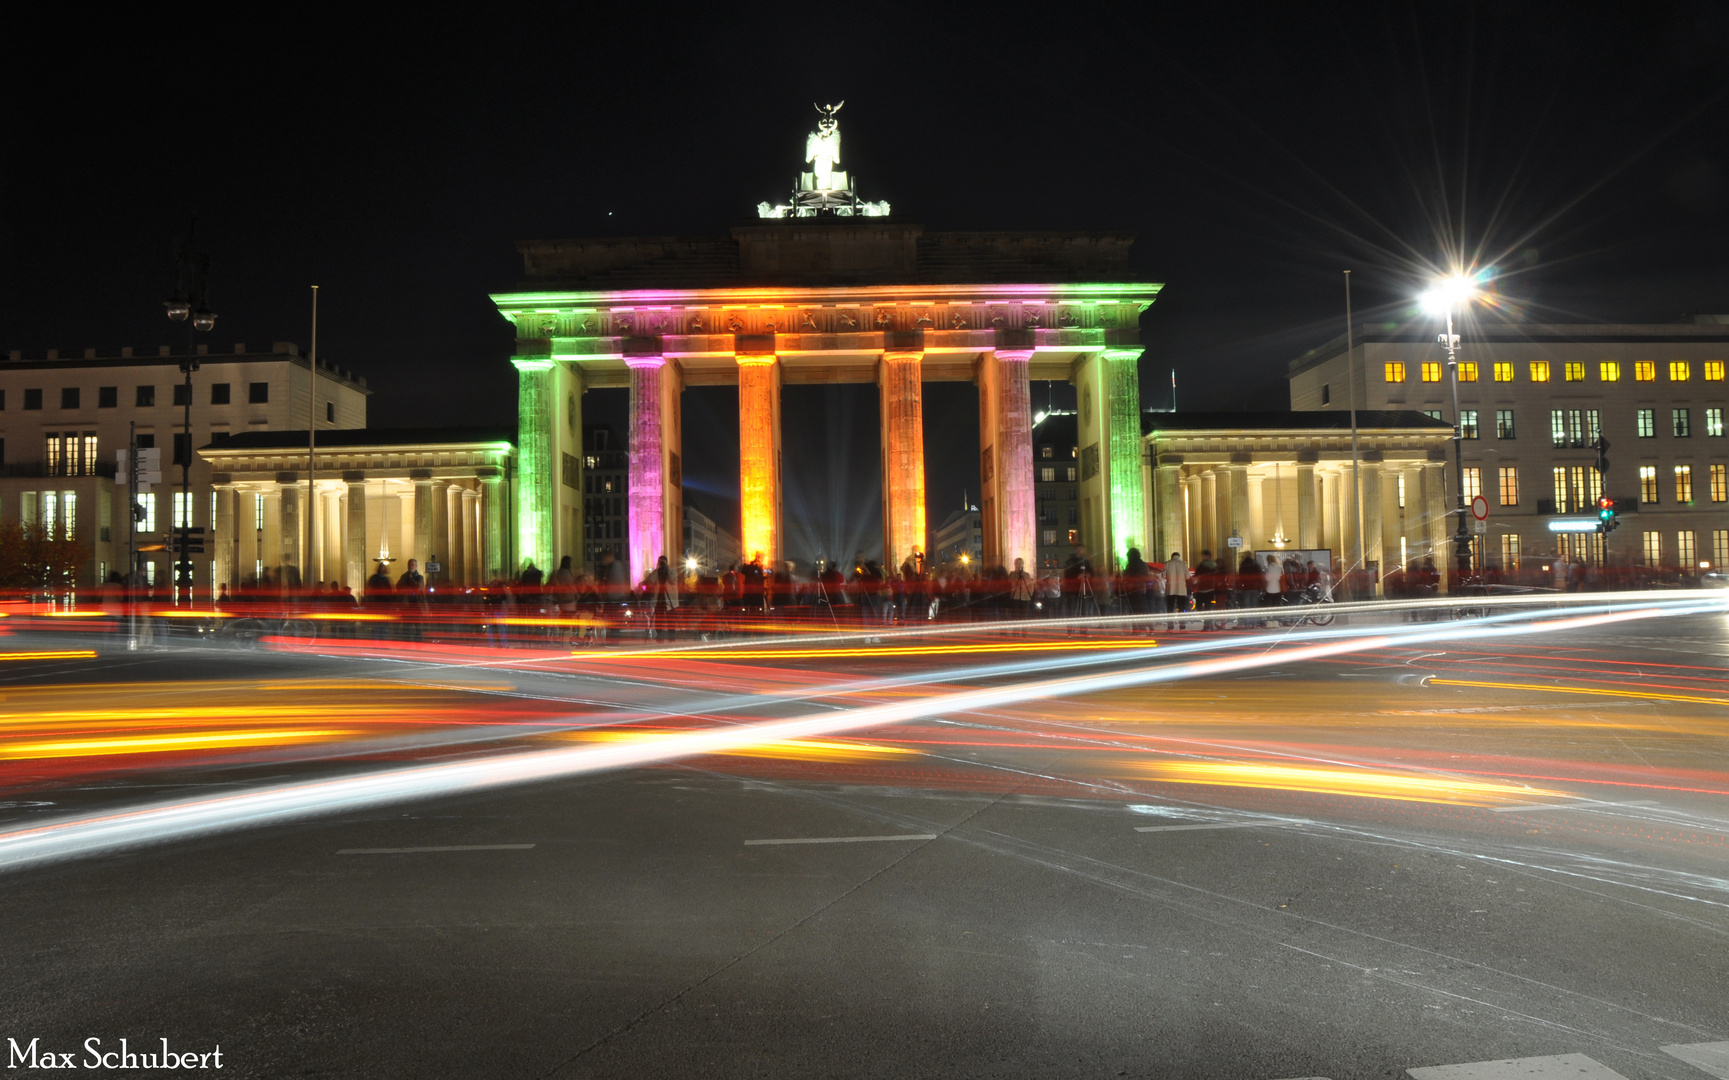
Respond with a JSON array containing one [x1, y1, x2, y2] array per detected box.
[[5, 6, 1724, 565]]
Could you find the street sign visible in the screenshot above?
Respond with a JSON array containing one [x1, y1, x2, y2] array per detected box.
[[1474, 519, 1486, 535], [426, 561, 444, 574], [1470, 494, 1489, 521], [1225, 537, 1242, 549]]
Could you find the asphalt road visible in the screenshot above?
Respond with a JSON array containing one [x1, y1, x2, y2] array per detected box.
[[1, 605, 1726, 1079]]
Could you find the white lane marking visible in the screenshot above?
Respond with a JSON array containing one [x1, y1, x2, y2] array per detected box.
[[745, 834, 937, 846], [1135, 820, 1309, 833], [1492, 800, 1659, 813], [336, 844, 536, 854], [1663, 1042, 1729, 1078], [1407, 1053, 1631, 1079]]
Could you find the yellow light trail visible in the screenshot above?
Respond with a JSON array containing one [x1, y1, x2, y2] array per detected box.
[[1138, 761, 1568, 806], [1429, 678, 1729, 708], [564, 729, 917, 762], [0, 650, 96, 661], [0, 729, 355, 759], [591, 639, 1157, 661]]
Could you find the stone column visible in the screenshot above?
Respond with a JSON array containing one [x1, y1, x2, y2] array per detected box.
[[627, 351, 681, 586], [413, 477, 436, 573], [345, 477, 367, 592], [277, 481, 301, 587], [982, 347, 1035, 570], [1200, 469, 1218, 561], [1155, 463, 1183, 563], [1228, 464, 1251, 555], [462, 489, 479, 584], [879, 344, 926, 573], [512, 356, 556, 575], [1248, 474, 1265, 547], [438, 483, 457, 585], [1382, 467, 1404, 576], [1361, 458, 1384, 592], [1424, 461, 1450, 592], [481, 474, 504, 581], [1103, 348, 1146, 565], [1322, 470, 1341, 556], [736, 345, 783, 568], [1296, 461, 1319, 549], [1182, 474, 1202, 559], [212, 484, 235, 589]]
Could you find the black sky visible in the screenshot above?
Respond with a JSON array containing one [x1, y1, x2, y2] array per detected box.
[[4, 4, 1725, 564]]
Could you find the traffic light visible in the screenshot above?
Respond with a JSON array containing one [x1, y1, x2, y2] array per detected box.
[[1597, 495, 1618, 534], [1593, 435, 1610, 476]]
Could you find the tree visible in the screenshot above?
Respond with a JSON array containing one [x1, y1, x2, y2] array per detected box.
[[0, 518, 90, 597]]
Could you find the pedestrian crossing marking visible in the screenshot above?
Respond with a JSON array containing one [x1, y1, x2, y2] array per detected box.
[[1663, 1043, 1729, 1079], [1407, 1054, 1629, 1079]]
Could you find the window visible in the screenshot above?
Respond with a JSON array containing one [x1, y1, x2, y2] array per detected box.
[[1498, 467, 1520, 506], [211, 496, 218, 532], [254, 493, 265, 531], [1042, 530, 1057, 546], [1458, 362, 1478, 382], [1670, 361, 1691, 382], [1421, 362, 1442, 382], [1709, 408, 1725, 437], [1397, 475, 1406, 509], [61, 387, 79, 409], [326, 401, 335, 423], [1065, 467, 1078, 482], [1678, 531, 1697, 568], [1712, 464, 1727, 503], [173, 432, 191, 467], [42, 491, 59, 536], [81, 434, 97, 475], [249, 382, 269, 404], [1706, 361, 1725, 382], [1585, 410, 1602, 442], [1635, 361, 1656, 382], [210, 382, 230, 405], [1564, 362, 1585, 382], [1041, 446, 1052, 459], [173, 491, 194, 529], [1421, 410, 1443, 421], [1643, 531, 1662, 566], [135, 493, 157, 533], [1501, 534, 1521, 571], [1529, 362, 1550, 382], [1067, 506, 1079, 525], [1674, 409, 1691, 438], [173, 383, 191, 407], [1600, 361, 1621, 382], [1675, 465, 1694, 503], [1066, 529, 1079, 545], [1551, 411, 1568, 448], [24, 388, 42, 410], [1459, 409, 1478, 439], [1321, 384, 1331, 404], [1496, 409, 1516, 439], [1715, 530, 1729, 569], [136, 385, 155, 407], [61, 492, 76, 540], [1462, 467, 1482, 501], [1384, 362, 1406, 382], [1639, 465, 1659, 503], [0, 389, 5, 409], [1637, 409, 1655, 438], [136, 433, 154, 449], [1493, 362, 1514, 382], [98, 386, 117, 408], [1040, 467, 1055, 483]]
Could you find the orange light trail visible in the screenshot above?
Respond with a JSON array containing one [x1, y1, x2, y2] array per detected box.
[[0, 650, 96, 661], [1429, 678, 1729, 708], [592, 639, 1157, 661], [1137, 761, 1568, 806], [1, 729, 357, 759]]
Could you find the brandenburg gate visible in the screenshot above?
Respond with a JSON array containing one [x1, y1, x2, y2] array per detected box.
[[492, 106, 1162, 585]]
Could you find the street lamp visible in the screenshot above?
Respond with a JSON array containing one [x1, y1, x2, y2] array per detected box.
[[165, 235, 216, 604], [1421, 272, 1481, 586]]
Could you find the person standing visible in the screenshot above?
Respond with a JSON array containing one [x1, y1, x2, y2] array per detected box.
[[1120, 547, 1151, 621], [1008, 557, 1035, 621], [1163, 550, 1189, 626], [1262, 553, 1284, 616]]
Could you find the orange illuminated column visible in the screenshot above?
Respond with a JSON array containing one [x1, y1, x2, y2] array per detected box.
[[979, 348, 1035, 569], [736, 353, 783, 567], [878, 346, 926, 573], [626, 351, 683, 586]]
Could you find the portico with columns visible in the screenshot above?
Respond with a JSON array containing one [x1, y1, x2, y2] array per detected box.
[[200, 428, 516, 591], [1142, 412, 1455, 591]]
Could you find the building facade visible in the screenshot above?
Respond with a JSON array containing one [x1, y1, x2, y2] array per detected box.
[[0, 343, 368, 590], [1032, 412, 1082, 570], [1289, 321, 1729, 573], [683, 504, 741, 572], [580, 424, 627, 575], [1142, 413, 1455, 589], [198, 428, 514, 591], [932, 505, 983, 568]]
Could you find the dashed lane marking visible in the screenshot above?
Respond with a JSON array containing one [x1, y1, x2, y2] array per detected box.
[[336, 844, 536, 854]]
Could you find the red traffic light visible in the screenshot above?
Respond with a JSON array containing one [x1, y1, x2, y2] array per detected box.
[[1596, 496, 1614, 510]]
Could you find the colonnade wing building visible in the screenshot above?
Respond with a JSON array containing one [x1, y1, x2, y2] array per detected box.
[[493, 223, 1162, 584]]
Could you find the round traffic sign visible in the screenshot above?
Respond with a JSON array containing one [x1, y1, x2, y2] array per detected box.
[[1470, 494, 1489, 521]]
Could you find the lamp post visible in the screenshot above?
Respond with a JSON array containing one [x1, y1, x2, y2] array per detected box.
[[1421, 273, 1480, 588], [164, 238, 216, 605]]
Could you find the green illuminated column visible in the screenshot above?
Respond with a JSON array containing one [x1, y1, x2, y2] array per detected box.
[[1104, 348, 1146, 565], [513, 356, 556, 575]]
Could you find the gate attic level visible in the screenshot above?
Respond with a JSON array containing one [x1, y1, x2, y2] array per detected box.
[[493, 221, 1161, 585]]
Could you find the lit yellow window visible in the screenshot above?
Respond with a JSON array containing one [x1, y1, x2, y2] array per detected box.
[[1420, 362, 1442, 382], [1635, 361, 1655, 381], [1457, 361, 1478, 382], [1529, 362, 1550, 382], [1564, 362, 1585, 382], [1600, 361, 1620, 382], [1384, 362, 1406, 383], [1669, 361, 1691, 382], [1493, 362, 1514, 382], [1706, 361, 1725, 382]]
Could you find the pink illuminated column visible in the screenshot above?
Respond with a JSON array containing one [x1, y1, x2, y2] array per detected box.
[[991, 349, 1035, 569], [736, 353, 782, 567], [878, 348, 926, 573], [627, 354, 670, 586]]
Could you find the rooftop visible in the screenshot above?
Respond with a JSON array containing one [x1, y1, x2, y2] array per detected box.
[[1143, 411, 1454, 435], [202, 427, 514, 452], [1, 342, 369, 391], [1289, 320, 1729, 377]]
